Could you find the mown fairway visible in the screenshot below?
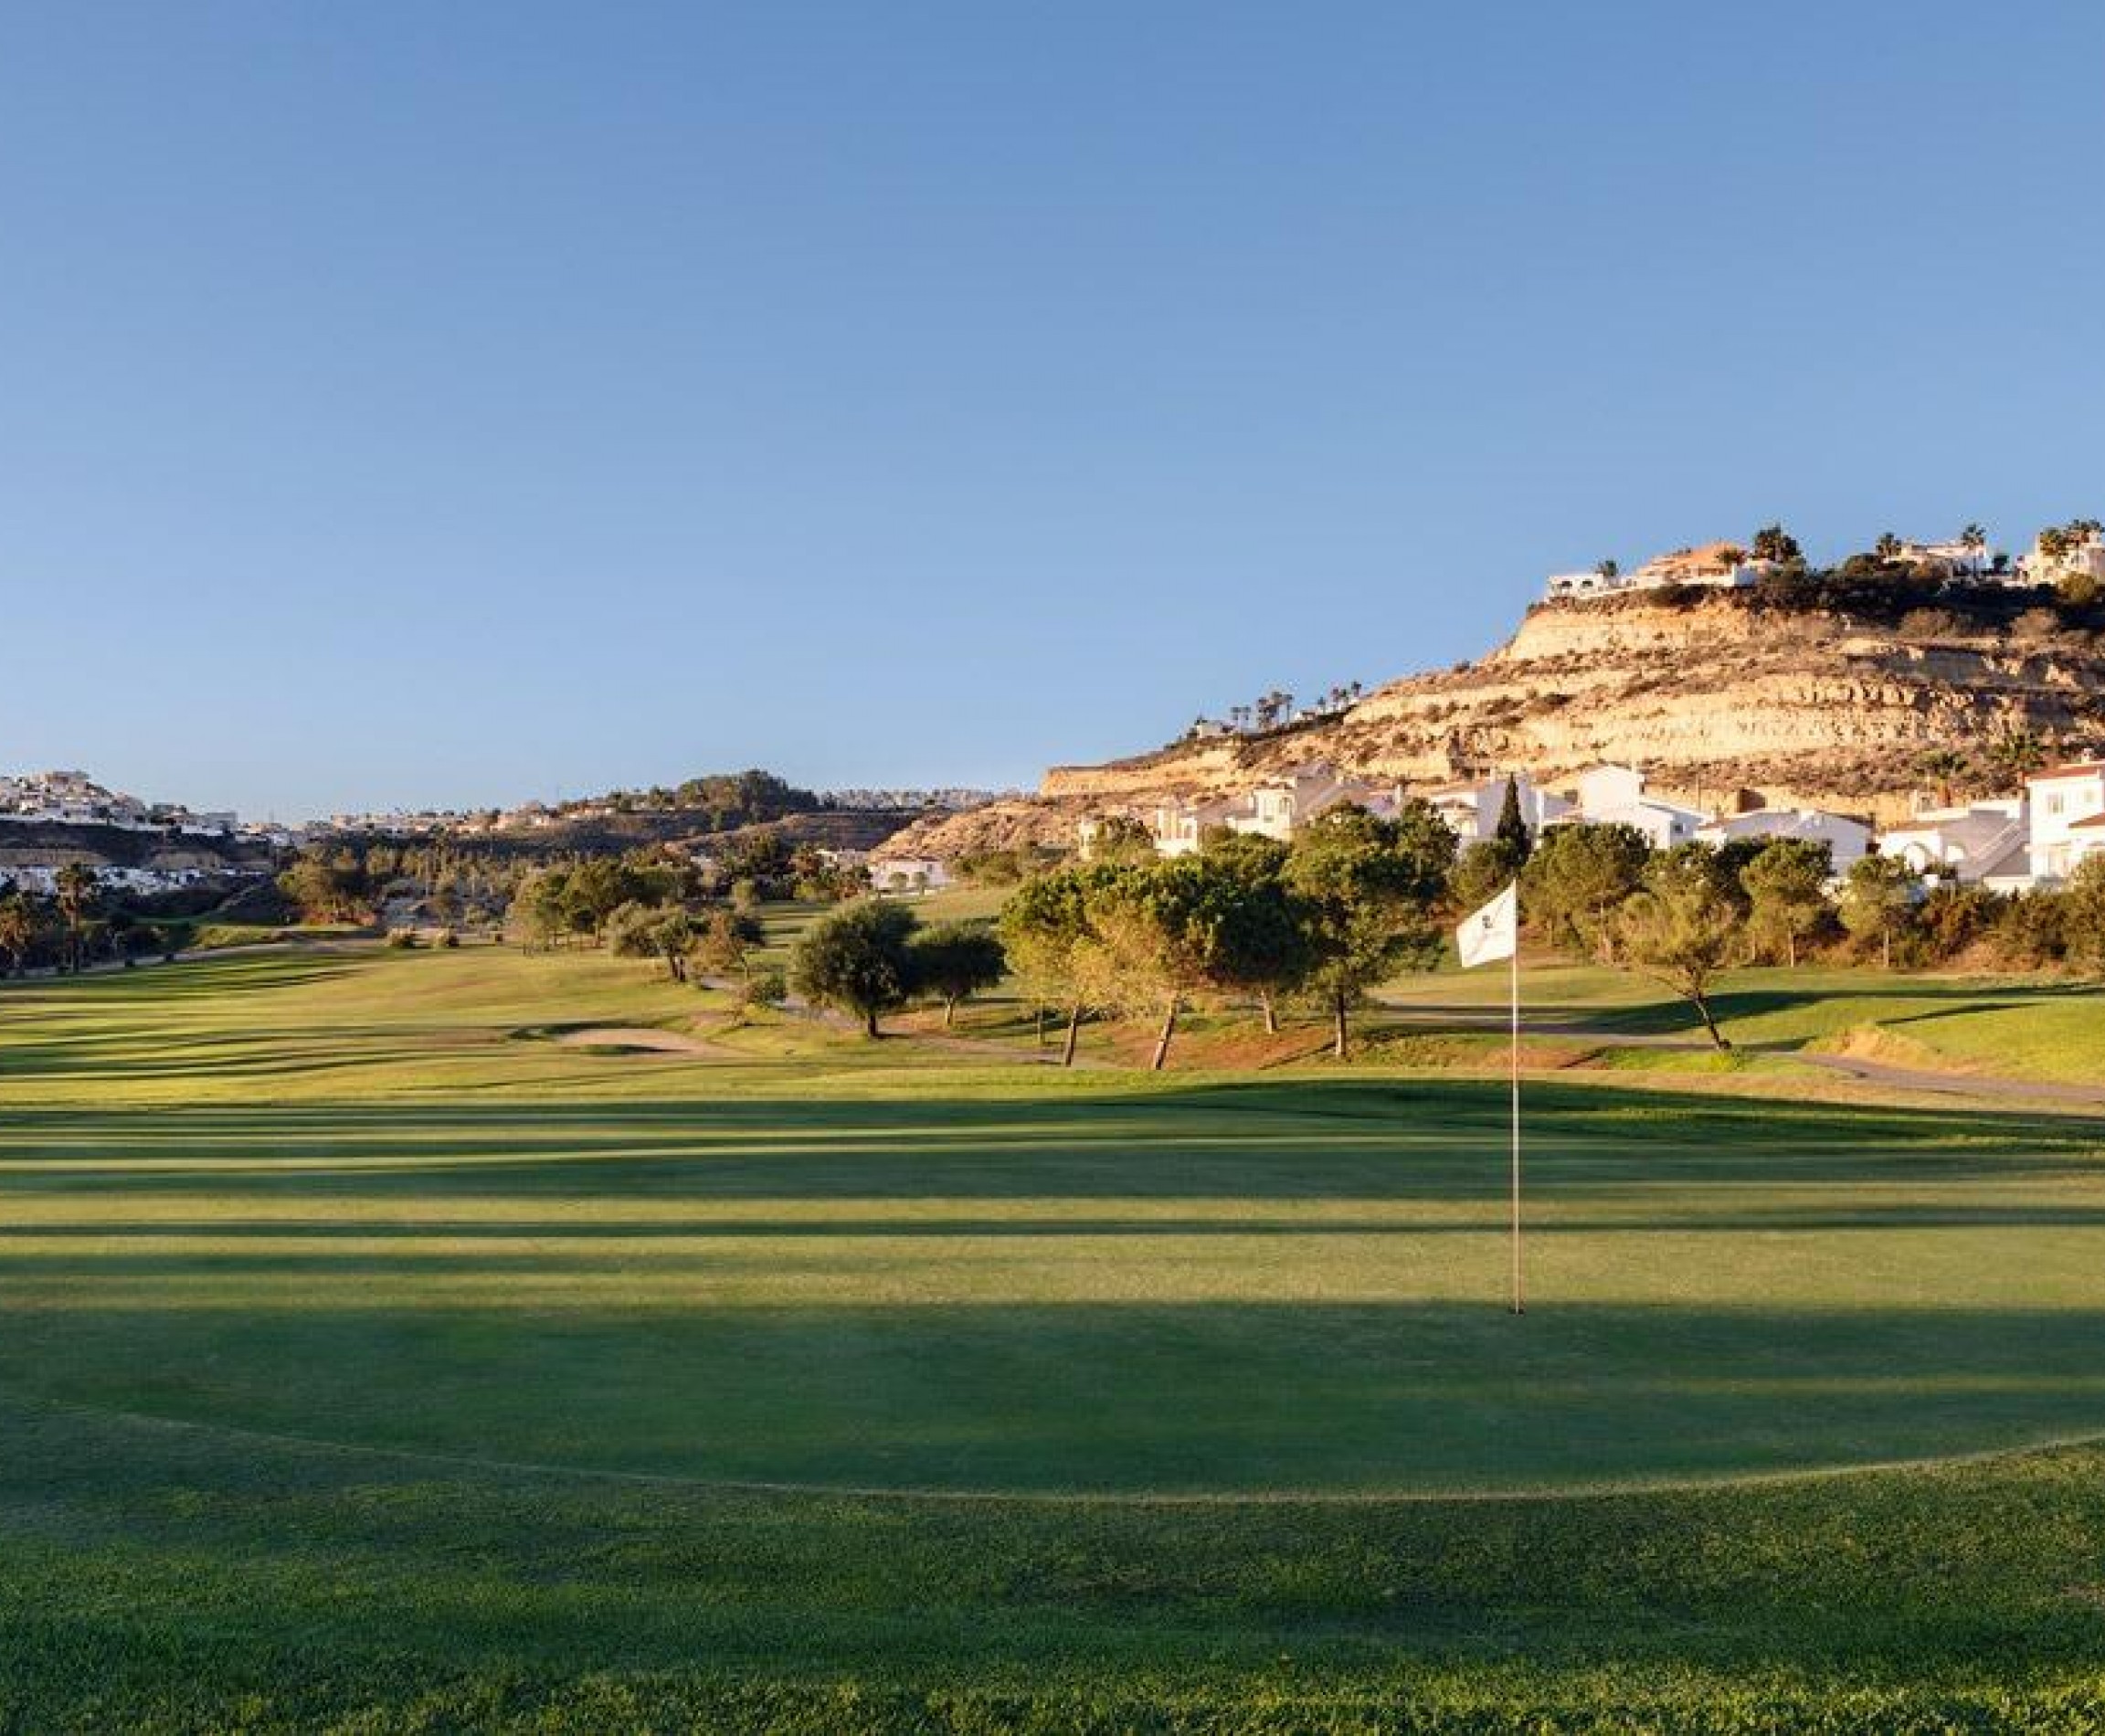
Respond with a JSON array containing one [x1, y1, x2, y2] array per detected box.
[[5, 944, 2105, 1728]]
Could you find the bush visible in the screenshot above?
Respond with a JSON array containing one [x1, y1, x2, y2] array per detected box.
[[386, 928, 421, 950], [742, 967, 788, 1009], [434, 927, 460, 949]]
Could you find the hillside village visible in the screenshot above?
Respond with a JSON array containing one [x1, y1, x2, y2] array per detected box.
[[1544, 519, 2105, 602], [1029, 754, 2102, 899]]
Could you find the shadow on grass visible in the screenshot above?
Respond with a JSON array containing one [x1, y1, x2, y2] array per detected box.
[[0, 1078, 2100, 1200], [7, 1297, 2105, 1497]]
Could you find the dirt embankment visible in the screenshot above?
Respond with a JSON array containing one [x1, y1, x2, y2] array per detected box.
[[911, 588, 2105, 857]]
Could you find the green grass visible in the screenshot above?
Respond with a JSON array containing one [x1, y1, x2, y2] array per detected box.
[[5, 947, 2105, 1728]]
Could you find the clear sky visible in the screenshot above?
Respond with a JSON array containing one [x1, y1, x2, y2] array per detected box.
[[4, 3, 2101, 820]]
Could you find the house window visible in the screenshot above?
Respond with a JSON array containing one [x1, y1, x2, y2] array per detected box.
[[2047, 794, 2065, 816]]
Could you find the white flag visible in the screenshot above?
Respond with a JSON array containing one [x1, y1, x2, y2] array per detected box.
[[1455, 883, 1518, 969]]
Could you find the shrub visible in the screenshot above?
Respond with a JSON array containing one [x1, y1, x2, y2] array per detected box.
[[386, 928, 421, 950]]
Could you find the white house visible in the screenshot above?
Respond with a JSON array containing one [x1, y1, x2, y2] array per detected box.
[[1545, 542, 1771, 604], [1554, 764, 1709, 849], [1148, 796, 1250, 858], [2026, 762, 2105, 883], [1228, 766, 1401, 842], [869, 856, 953, 894], [2017, 527, 2105, 589], [1696, 806, 1872, 872], [1888, 535, 1994, 582], [1430, 773, 1573, 845], [1878, 799, 2029, 885]]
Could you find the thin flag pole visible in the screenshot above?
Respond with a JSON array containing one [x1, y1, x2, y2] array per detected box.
[[1508, 916, 1523, 1316]]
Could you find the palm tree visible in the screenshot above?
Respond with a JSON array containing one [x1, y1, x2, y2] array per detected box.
[[1875, 532, 1903, 562], [1961, 524, 1987, 551], [0, 891, 33, 977], [1595, 558, 1621, 581], [1916, 747, 1971, 808], [54, 863, 95, 974]]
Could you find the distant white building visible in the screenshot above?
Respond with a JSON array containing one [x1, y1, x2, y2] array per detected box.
[[1149, 796, 1249, 858], [2017, 526, 2105, 589], [1888, 535, 1995, 582], [1430, 773, 1573, 845], [869, 856, 953, 894], [1878, 799, 2029, 885], [1553, 764, 1709, 849], [2026, 762, 2105, 884], [1696, 807, 1872, 872], [1228, 765, 1401, 842], [1546, 542, 1770, 603]]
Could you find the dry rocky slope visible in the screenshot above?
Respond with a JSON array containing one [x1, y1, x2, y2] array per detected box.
[[897, 588, 2105, 857]]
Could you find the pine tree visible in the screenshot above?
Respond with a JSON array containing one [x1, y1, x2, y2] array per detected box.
[[1493, 776, 1532, 865]]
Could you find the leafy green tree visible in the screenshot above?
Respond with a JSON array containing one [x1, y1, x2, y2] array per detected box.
[[1197, 831, 1310, 1033], [1450, 838, 1523, 916], [1084, 814, 1157, 865], [908, 923, 1007, 1028], [690, 907, 764, 981], [999, 867, 1102, 1066], [1838, 853, 1920, 969], [1285, 802, 1454, 1059], [1519, 823, 1651, 962], [1067, 860, 1223, 1070], [1985, 727, 2047, 792], [1738, 838, 1833, 968], [605, 901, 695, 981], [790, 900, 920, 1037], [2056, 855, 2105, 973], [1612, 845, 1742, 1048]]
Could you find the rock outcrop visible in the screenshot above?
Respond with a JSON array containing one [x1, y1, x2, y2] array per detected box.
[[901, 587, 2105, 859]]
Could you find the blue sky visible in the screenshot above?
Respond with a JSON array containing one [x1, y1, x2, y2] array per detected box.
[[4, 3, 2101, 819]]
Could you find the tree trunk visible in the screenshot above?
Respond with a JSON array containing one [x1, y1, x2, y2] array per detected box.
[[1149, 998, 1179, 1072], [944, 995, 957, 1029], [1690, 990, 1731, 1050], [1259, 989, 1278, 1035], [1882, 927, 1892, 971], [863, 1008, 881, 1039], [1062, 1003, 1082, 1068], [1332, 990, 1349, 1060], [1786, 932, 1798, 969], [1035, 1005, 1048, 1048]]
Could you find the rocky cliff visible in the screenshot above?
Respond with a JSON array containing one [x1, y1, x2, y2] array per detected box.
[[896, 587, 2105, 858]]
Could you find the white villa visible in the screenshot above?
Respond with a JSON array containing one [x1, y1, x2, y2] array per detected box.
[[1228, 766, 1401, 842], [1888, 535, 1995, 581], [1545, 542, 1780, 603], [2018, 527, 2105, 588], [1429, 772, 1572, 844], [1878, 799, 2030, 885], [1550, 764, 1708, 849], [2026, 761, 2105, 884], [1696, 806, 1872, 872], [869, 855, 953, 894]]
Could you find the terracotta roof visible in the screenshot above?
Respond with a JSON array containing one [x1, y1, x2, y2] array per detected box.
[[2030, 761, 2105, 781], [2068, 812, 2105, 831]]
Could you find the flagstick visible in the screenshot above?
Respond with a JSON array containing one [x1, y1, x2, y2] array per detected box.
[[1508, 931, 1523, 1316]]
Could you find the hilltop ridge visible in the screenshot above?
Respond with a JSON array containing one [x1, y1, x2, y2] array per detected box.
[[894, 584, 2105, 860]]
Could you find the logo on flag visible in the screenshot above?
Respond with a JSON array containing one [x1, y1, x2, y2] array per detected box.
[[1455, 883, 1518, 969]]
